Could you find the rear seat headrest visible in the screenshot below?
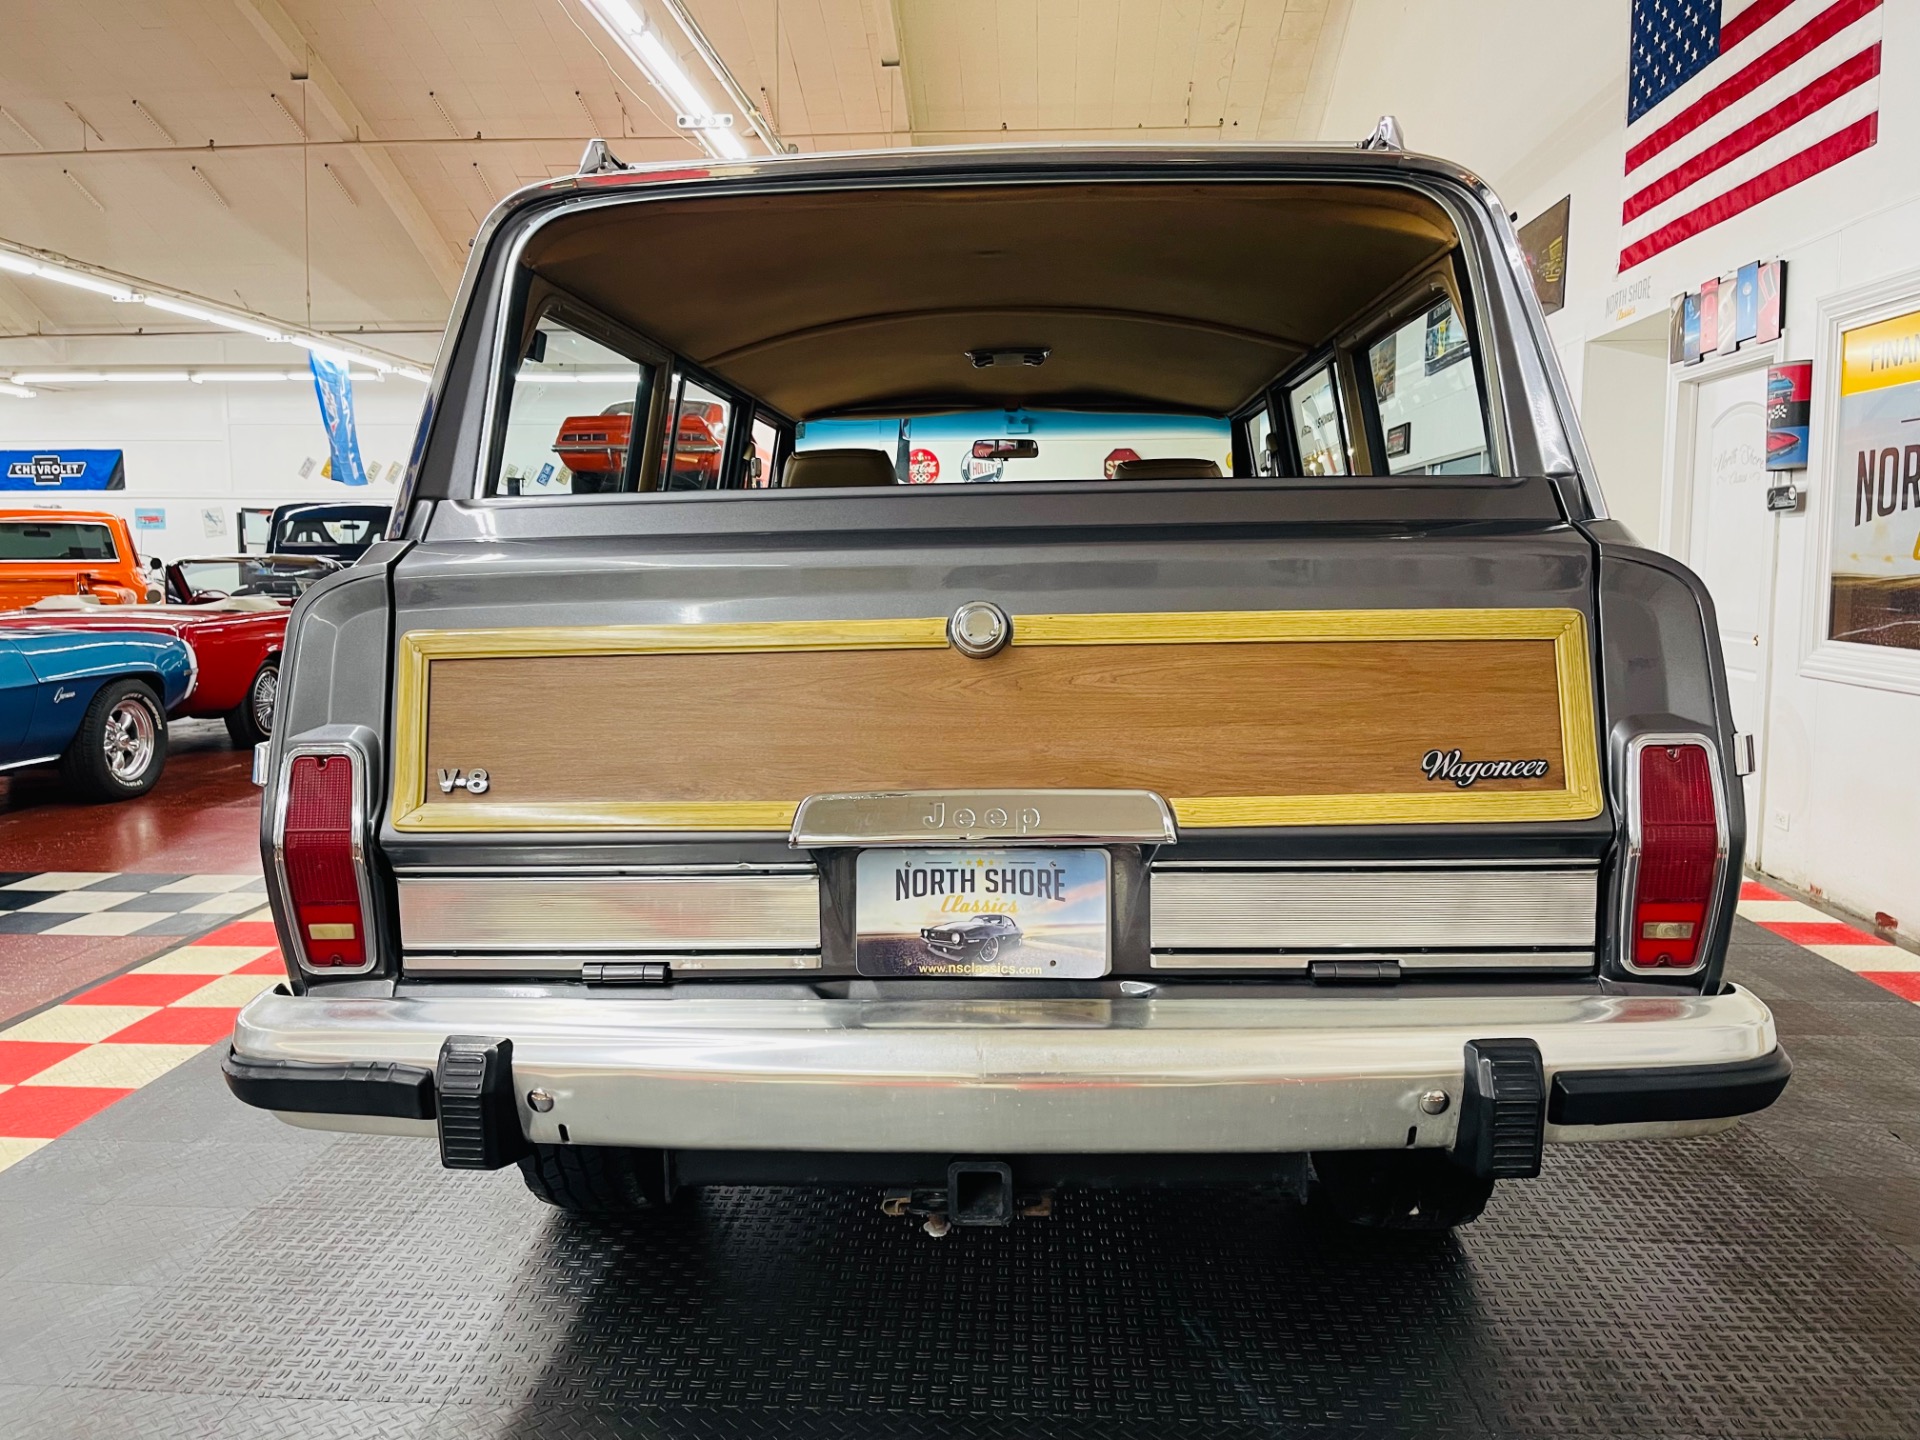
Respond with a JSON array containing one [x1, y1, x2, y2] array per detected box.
[[1109, 457, 1224, 481], [780, 448, 900, 489]]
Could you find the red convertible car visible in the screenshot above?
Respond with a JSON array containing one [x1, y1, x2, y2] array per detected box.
[[0, 555, 336, 746]]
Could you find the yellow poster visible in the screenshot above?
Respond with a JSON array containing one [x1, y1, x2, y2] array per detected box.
[[1830, 307, 1920, 650]]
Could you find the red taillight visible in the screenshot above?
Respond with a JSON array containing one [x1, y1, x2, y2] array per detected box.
[[282, 752, 367, 969], [1628, 741, 1721, 971]]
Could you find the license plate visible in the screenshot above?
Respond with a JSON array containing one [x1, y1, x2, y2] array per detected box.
[[854, 847, 1110, 978]]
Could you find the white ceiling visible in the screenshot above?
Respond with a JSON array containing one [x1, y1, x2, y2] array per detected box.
[[0, 0, 1358, 355]]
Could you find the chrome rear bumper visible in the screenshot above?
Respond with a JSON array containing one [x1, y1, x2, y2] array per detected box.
[[230, 983, 1781, 1155]]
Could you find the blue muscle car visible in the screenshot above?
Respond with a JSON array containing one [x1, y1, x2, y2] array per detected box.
[[0, 628, 195, 800]]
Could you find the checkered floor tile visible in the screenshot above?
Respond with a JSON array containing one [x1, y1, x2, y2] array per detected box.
[[0, 872, 266, 938], [0, 912, 280, 1170], [1738, 879, 1920, 1002]]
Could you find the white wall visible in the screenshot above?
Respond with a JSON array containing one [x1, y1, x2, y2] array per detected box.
[[1321, 0, 1920, 934], [0, 335, 429, 560]]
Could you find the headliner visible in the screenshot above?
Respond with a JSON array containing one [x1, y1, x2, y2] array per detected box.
[[523, 180, 1460, 419]]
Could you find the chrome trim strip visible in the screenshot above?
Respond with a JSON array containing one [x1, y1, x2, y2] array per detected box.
[[402, 952, 821, 975], [1618, 733, 1729, 978], [1149, 950, 1593, 971], [398, 874, 821, 954], [0, 753, 63, 774], [1152, 858, 1600, 870], [391, 863, 816, 877], [1150, 867, 1597, 950], [231, 982, 1779, 1154], [790, 789, 1177, 847]]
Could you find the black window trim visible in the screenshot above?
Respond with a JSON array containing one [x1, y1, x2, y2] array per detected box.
[[1350, 259, 1496, 481]]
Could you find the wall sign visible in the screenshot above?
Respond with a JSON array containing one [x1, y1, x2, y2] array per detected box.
[[0, 449, 126, 490], [134, 508, 166, 531], [1829, 306, 1920, 652], [1517, 196, 1570, 316], [1669, 260, 1785, 364], [1765, 361, 1812, 469]]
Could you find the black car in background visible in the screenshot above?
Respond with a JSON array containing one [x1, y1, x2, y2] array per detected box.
[[266, 503, 391, 563], [920, 913, 1022, 962]]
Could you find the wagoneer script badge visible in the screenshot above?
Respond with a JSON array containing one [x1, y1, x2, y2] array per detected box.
[[1421, 749, 1550, 788]]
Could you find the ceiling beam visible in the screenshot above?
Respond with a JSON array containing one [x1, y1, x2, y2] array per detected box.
[[230, 0, 466, 300]]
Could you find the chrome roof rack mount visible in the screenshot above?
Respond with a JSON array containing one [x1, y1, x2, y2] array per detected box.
[[1359, 115, 1405, 152], [578, 138, 632, 176]]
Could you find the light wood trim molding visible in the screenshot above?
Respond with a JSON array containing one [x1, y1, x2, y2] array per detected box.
[[390, 608, 1602, 833]]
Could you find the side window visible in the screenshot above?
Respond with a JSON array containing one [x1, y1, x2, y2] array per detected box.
[[745, 413, 780, 489], [658, 375, 735, 491], [1364, 298, 1490, 476], [1286, 365, 1350, 476], [1241, 406, 1278, 477], [492, 313, 653, 497]]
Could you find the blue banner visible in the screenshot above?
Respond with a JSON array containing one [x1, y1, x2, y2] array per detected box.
[[0, 449, 125, 490], [308, 352, 369, 487]]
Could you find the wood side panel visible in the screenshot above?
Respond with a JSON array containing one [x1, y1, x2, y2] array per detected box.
[[423, 638, 1565, 806]]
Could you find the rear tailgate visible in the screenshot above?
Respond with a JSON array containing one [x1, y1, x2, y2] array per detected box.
[[382, 477, 1609, 982]]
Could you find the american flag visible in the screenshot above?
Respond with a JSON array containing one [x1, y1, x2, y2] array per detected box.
[[1620, 0, 1882, 271]]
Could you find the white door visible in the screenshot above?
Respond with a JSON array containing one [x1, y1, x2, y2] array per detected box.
[[1684, 365, 1775, 859]]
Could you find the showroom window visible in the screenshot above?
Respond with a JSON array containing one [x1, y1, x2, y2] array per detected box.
[[1363, 298, 1490, 476], [1285, 365, 1349, 476], [491, 312, 655, 497]]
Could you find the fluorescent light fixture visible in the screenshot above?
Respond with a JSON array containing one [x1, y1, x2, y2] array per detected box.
[[14, 371, 108, 383], [579, 0, 746, 160], [142, 295, 285, 342], [0, 257, 137, 302], [105, 370, 191, 382], [0, 381, 33, 398], [393, 367, 432, 383], [286, 335, 361, 368], [193, 370, 301, 382]]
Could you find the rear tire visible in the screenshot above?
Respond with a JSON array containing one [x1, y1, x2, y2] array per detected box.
[[61, 679, 168, 802], [1306, 1150, 1496, 1231], [224, 661, 278, 748], [517, 1144, 672, 1213]]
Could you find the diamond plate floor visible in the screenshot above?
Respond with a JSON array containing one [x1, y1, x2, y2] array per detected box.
[[0, 919, 1916, 1439]]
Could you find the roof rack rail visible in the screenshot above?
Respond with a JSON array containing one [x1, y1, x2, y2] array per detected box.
[[577, 138, 632, 177], [1358, 115, 1405, 152]]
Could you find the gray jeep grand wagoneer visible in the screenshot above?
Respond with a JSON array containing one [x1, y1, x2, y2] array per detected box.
[[226, 136, 1789, 1232]]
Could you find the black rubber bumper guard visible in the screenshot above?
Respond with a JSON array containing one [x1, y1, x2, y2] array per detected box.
[[222, 1038, 1793, 1177]]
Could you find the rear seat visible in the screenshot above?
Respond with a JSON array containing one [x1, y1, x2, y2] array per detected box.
[[781, 449, 900, 488]]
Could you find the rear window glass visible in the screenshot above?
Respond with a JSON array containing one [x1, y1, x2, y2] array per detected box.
[[1365, 299, 1490, 476], [796, 412, 1232, 484], [0, 521, 118, 561]]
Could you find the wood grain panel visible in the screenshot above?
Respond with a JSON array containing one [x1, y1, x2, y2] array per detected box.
[[422, 638, 1565, 806]]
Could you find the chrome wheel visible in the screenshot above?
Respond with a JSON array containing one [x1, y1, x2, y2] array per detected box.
[[979, 937, 1000, 962], [250, 666, 278, 736], [103, 695, 157, 782]]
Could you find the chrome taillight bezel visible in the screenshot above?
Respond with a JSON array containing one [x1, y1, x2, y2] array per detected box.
[[270, 739, 381, 977], [1617, 732, 1729, 978]]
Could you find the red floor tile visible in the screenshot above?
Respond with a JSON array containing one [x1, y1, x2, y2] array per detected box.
[[68, 972, 213, 1007], [0, 1040, 87, 1084], [1762, 921, 1890, 947], [1740, 881, 1786, 901], [237, 952, 287, 975], [1860, 972, 1920, 1002], [200, 920, 279, 950], [0, 1084, 133, 1138], [104, 1005, 242, 1045]]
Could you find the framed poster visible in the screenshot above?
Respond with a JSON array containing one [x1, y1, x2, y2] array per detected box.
[[1828, 307, 1920, 651]]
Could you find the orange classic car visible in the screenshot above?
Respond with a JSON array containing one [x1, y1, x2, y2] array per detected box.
[[0, 510, 156, 609]]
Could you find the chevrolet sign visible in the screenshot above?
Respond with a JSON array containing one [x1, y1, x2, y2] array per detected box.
[[0, 449, 126, 490]]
